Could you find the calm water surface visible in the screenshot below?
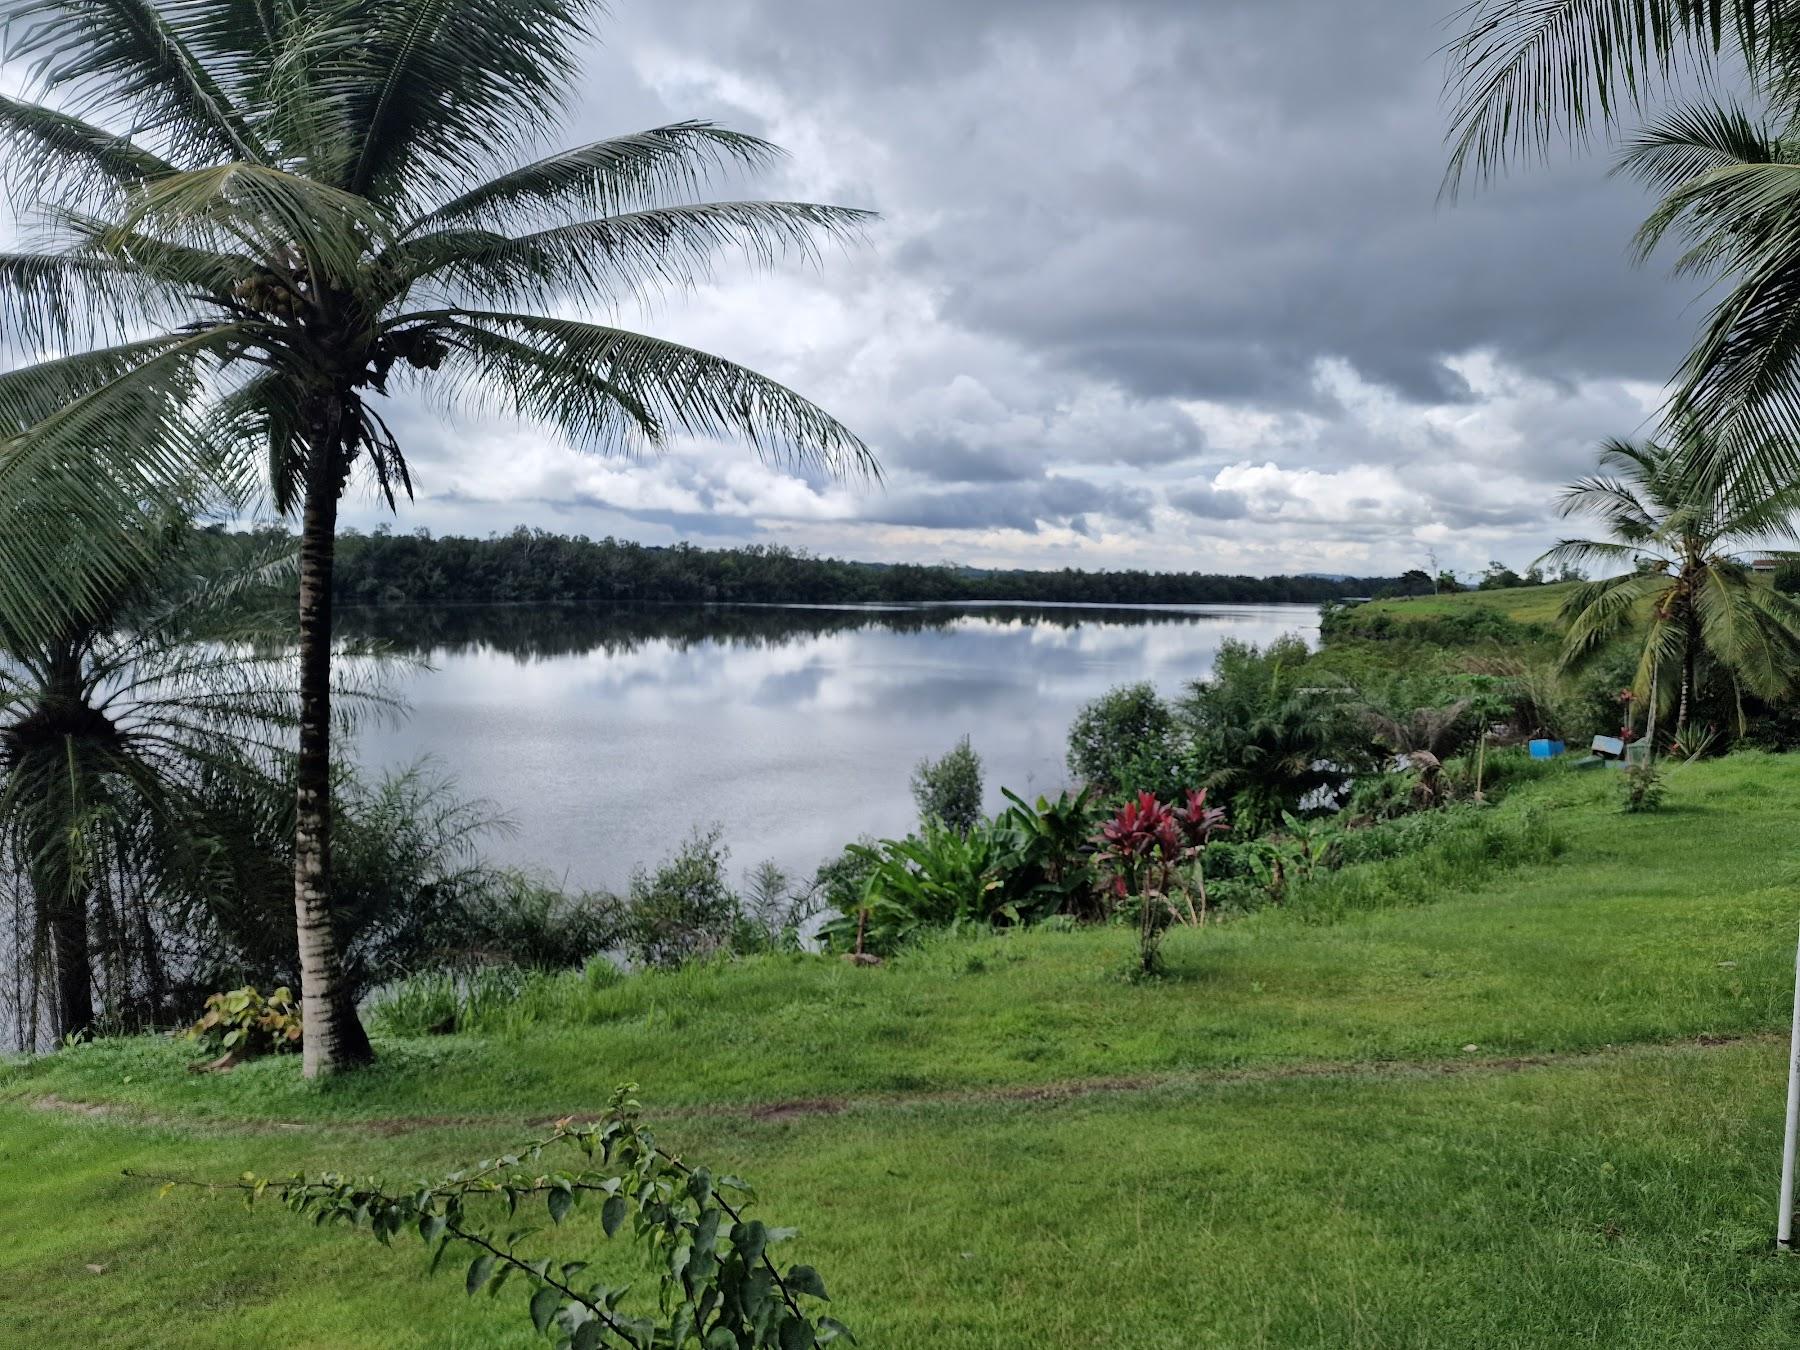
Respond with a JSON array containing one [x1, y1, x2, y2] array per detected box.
[[348, 602, 1320, 892]]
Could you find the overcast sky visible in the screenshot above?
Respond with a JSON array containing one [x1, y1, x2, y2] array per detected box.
[[345, 0, 1704, 578]]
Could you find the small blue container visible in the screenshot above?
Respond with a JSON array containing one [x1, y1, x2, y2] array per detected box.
[[1528, 739, 1565, 759]]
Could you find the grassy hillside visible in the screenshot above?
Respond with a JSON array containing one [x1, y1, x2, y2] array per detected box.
[[1339, 582, 1577, 630], [7, 754, 1800, 1345]]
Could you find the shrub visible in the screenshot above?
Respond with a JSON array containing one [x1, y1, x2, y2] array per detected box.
[[1066, 683, 1178, 793], [182, 985, 302, 1057], [738, 859, 822, 952], [147, 1088, 850, 1348], [990, 787, 1103, 921], [623, 827, 742, 969], [910, 735, 984, 835], [1345, 771, 1420, 821], [1621, 763, 1667, 813], [810, 838, 879, 917], [177, 760, 614, 1009], [821, 819, 1004, 955], [425, 870, 621, 972], [1094, 789, 1231, 972]]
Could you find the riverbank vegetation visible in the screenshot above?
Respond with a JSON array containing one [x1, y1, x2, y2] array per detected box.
[[7, 752, 1800, 1344], [13, 0, 1800, 1341]]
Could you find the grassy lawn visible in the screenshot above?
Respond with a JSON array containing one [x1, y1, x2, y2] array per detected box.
[[6, 753, 1800, 1345]]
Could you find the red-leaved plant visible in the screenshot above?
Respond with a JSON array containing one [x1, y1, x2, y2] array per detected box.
[[1096, 788, 1231, 972]]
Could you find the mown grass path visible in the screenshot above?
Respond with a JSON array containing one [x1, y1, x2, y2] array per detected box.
[[5, 756, 1800, 1345]]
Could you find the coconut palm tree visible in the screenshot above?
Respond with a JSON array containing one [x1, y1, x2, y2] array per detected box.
[[1607, 93, 1800, 470], [1442, 5, 1800, 464], [0, 0, 876, 1073], [0, 513, 311, 1045], [1442, 1, 1791, 190], [1537, 432, 1800, 743]]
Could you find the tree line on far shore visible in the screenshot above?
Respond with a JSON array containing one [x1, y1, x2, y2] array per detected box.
[[194, 524, 1407, 609]]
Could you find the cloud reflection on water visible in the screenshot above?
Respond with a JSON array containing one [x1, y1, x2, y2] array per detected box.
[[349, 602, 1319, 891]]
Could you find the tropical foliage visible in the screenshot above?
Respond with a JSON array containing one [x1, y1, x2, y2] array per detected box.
[[182, 983, 302, 1058], [145, 1086, 850, 1348], [0, 0, 876, 1074], [0, 514, 302, 1044], [1178, 637, 1364, 832], [1539, 433, 1800, 737], [1444, 1, 1800, 465]]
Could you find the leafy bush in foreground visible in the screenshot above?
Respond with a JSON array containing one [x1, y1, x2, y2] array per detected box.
[[140, 1086, 849, 1349], [1095, 789, 1231, 973], [1621, 763, 1667, 814]]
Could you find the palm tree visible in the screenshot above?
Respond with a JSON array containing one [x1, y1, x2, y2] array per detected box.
[[1608, 93, 1800, 470], [1442, 5, 1800, 465], [0, 0, 877, 1073], [1537, 433, 1800, 743], [0, 514, 308, 1045], [1442, 1, 1790, 191], [1179, 636, 1362, 833]]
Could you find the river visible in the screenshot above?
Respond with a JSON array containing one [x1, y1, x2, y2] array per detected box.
[[348, 601, 1321, 893]]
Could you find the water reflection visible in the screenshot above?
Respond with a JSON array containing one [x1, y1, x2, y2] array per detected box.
[[339, 601, 1273, 660], [349, 602, 1320, 892]]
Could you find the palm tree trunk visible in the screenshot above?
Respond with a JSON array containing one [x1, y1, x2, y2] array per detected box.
[[294, 453, 372, 1077], [45, 883, 93, 1041], [1678, 608, 1699, 742]]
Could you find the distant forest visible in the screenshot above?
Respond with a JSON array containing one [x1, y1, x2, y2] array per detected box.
[[200, 524, 1406, 607]]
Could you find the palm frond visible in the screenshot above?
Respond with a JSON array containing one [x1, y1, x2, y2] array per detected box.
[[0, 92, 176, 206], [0, 250, 198, 346], [403, 123, 787, 234], [1441, 0, 1750, 193], [112, 163, 390, 282], [388, 200, 874, 310], [0, 327, 245, 644], [0, 333, 206, 435], [1615, 96, 1775, 197], [1, 0, 267, 164], [1534, 536, 1660, 572], [409, 308, 879, 479], [322, 0, 596, 201], [426, 319, 662, 446], [1694, 560, 1800, 697], [1556, 569, 1668, 667]]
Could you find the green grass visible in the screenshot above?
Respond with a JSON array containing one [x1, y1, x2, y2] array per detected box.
[[6, 1043, 1799, 1347], [7, 753, 1800, 1345], [1346, 582, 1578, 628]]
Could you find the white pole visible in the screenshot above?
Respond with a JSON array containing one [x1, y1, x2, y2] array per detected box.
[[1778, 920, 1800, 1248]]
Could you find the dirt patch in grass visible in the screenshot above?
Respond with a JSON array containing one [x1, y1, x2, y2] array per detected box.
[[29, 1032, 1760, 1139]]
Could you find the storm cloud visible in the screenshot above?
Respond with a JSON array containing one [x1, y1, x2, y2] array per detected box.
[[346, 0, 1701, 577]]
